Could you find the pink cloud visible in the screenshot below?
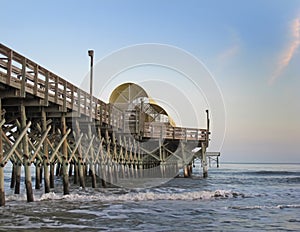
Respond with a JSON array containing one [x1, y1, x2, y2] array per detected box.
[[269, 17, 300, 85], [218, 44, 239, 62]]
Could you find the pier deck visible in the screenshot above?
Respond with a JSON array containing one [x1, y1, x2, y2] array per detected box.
[[0, 43, 211, 205]]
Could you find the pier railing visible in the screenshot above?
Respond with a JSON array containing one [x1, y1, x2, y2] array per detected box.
[[143, 122, 207, 140], [0, 43, 208, 141]]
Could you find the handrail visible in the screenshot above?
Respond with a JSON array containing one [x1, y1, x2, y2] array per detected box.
[[0, 43, 208, 141]]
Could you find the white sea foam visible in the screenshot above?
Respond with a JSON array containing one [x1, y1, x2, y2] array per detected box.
[[228, 204, 300, 210], [35, 189, 243, 203]]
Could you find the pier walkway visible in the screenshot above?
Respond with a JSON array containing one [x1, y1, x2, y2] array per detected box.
[[0, 43, 211, 205]]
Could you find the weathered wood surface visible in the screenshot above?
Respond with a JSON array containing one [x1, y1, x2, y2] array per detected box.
[[0, 43, 212, 206], [0, 43, 208, 141]]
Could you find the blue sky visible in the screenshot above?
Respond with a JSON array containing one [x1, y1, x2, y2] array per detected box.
[[2, 0, 300, 163]]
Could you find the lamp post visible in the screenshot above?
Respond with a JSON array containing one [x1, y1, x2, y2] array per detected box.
[[88, 50, 94, 121]]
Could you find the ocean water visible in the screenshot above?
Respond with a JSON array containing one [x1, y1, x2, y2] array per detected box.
[[0, 163, 300, 231]]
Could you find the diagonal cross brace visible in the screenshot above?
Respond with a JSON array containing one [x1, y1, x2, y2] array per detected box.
[[49, 129, 71, 163], [68, 133, 83, 163], [2, 121, 32, 165], [140, 146, 160, 161], [1, 130, 23, 163], [29, 126, 52, 163], [83, 135, 95, 162]]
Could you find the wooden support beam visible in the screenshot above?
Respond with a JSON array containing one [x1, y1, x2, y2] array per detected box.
[[68, 133, 83, 163], [0, 98, 5, 206], [1, 130, 25, 163], [41, 107, 51, 193], [61, 114, 69, 195], [140, 146, 161, 162], [75, 120, 85, 188], [2, 121, 31, 165], [14, 161, 21, 194], [201, 142, 208, 178], [48, 129, 70, 163], [2, 98, 44, 107], [0, 89, 20, 98], [20, 104, 34, 202], [29, 126, 51, 163], [88, 124, 96, 188], [97, 126, 106, 187]]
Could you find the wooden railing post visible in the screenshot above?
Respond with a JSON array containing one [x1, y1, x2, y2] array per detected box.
[[54, 76, 59, 104], [6, 50, 12, 85], [77, 89, 81, 115], [33, 65, 38, 96], [20, 58, 26, 98], [44, 71, 49, 106], [84, 92, 87, 115], [63, 81, 67, 112], [70, 85, 74, 110]]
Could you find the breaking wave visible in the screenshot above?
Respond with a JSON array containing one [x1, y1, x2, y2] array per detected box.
[[36, 189, 245, 202], [239, 170, 300, 176], [228, 204, 300, 210]]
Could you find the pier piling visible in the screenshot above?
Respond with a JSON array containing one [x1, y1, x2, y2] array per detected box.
[[0, 99, 5, 206]]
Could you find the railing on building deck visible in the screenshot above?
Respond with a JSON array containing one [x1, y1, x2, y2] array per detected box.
[[143, 122, 207, 141]]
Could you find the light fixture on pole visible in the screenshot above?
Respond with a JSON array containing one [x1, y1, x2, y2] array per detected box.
[[88, 50, 94, 121]]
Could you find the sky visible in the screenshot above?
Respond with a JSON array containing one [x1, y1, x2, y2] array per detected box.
[[1, 0, 300, 163]]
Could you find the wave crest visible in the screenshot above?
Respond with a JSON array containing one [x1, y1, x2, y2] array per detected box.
[[38, 189, 244, 202]]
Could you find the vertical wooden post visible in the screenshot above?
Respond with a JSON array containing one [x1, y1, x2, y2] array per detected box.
[[73, 162, 78, 184], [201, 142, 208, 178], [88, 124, 96, 188], [21, 58, 26, 98], [21, 104, 34, 202], [14, 161, 21, 194], [35, 161, 41, 189], [42, 108, 50, 193], [33, 65, 38, 96], [50, 163, 55, 188], [206, 109, 210, 146], [112, 132, 118, 183], [49, 123, 55, 189], [189, 163, 193, 175], [10, 162, 16, 189], [44, 72, 49, 106], [181, 142, 189, 178], [61, 114, 69, 195], [0, 98, 5, 206], [68, 162, 73, 177], [75, 120, 85, 188], [6, 50, 12, 85], [183, 165, 189, 178]]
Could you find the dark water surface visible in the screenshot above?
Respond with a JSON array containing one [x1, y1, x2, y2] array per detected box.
[[0, 163, 300, 231]]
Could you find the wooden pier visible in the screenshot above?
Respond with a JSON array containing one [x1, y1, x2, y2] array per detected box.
[[0, 43, 212, 206]]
